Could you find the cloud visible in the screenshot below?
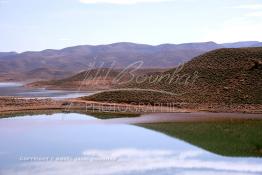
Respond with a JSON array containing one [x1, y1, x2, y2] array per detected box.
[[246, 11, 262, 17], [204, 16, 262, 43], [79, 0, 172, 5], [232, 4, 262, 18], [233, 4, 262, 9]]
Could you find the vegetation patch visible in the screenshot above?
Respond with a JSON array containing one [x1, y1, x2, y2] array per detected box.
[[140, 120, 262, 157]]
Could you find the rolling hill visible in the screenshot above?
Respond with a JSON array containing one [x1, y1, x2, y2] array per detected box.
[[84, 47, 262, 105], [27, 68, 166, 90], [27, 68, 123, 90]]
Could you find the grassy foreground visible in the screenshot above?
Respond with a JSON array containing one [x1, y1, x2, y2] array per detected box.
[[140, 120, 262, 157]]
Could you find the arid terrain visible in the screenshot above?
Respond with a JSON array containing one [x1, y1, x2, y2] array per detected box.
[[1, 47, 261, 115], [1, 41, 262, 81], [2, 1, 262, 175], [82, 48, 262, 108]]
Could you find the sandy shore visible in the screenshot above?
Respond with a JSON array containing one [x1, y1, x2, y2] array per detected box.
[[0, 97, 64, 115], [0, 97, 261, 118], [66, 99, 262, 114]]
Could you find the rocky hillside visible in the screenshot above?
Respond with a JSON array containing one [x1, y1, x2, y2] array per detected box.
[[27, 68, 166, 90], [85, 47, 262, 105], [27, 68, 122, 90]]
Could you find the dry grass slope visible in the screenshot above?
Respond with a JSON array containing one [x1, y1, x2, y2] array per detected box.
[[84, 47, 262, 105]]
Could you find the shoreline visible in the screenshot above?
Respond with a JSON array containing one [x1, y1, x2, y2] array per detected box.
[[104, 112, 262, 124], [0, 96, 261, 118]]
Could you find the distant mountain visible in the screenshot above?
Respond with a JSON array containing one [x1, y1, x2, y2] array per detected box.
[[222, 41, 260, 48], [0, 52, 17, 59], [85, 47, 262, 105], [252, 42, 262, 47], [0, 41, 261, 80], [160, 41, 220, 51], [23, 68, 72, 80]]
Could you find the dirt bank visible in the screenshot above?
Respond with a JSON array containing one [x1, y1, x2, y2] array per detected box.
[[0, 97, 261, 117]]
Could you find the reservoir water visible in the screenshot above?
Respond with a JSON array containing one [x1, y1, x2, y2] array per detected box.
[[0, 113, 261, 175], [0, 82, 91, 99]]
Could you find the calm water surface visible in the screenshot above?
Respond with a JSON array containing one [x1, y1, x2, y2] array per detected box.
[[0, 82, 91, 99], [0, 113, 261, 175]]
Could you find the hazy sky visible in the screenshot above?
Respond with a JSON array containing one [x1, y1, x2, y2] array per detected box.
[[0, 0, 262, 52]]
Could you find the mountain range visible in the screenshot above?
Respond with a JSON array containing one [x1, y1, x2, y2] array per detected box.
[[0, 41, 261, 81]]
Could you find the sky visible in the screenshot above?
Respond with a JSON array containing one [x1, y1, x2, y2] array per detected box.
[[0, 0, 262, 52]]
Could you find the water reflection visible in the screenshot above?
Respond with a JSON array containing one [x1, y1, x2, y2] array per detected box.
[[2, 149, 262, 175], [0, 113, 261, 175], [0, 82, 23, 87]]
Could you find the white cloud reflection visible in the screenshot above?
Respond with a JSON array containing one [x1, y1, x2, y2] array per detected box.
[[79, 0, 172, 5], [234, 4, 262, 10], [1, 149, 262, 175]]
